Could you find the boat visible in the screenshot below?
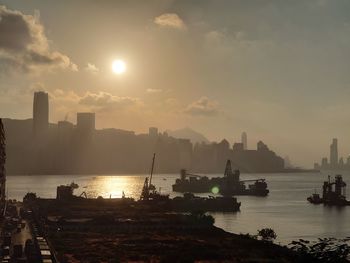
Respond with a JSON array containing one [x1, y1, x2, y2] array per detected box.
[[307, 193, 323, 204], [172, 193, 241, 212], [140, 154, 241, 212], [307, 175, 350, 206], [172, 160, 269, 196]]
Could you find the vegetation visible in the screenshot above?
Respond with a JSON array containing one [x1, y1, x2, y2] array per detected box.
[[189, 211, 215, 225], [290, 238, 350, 262], [23, 192, 38, 202], [257, 228, 277, 243]]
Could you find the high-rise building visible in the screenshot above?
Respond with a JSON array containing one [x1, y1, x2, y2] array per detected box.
[[330, 138, 338, 168], [33, 91, 49, 135], [77, 113, 95, 135], [241, 132, 247, 150], [321, 157, 328, 167], [149, 127, 158, 137], [58, 121, 74, 142], [257, 141, 269, 151]]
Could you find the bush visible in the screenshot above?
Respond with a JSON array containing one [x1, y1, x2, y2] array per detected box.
[[289, 237, 350, 262], [257, 228, 277, 242]]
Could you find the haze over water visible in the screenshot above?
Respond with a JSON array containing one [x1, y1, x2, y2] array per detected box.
[[7, 172, 350, 244]]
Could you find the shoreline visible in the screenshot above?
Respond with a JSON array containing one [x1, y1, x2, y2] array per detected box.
[[21, 196, 308, 262], [6, 169, 320, 176]]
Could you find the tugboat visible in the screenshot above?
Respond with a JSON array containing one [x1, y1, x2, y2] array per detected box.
[[140, 154, 241, 212], [307, 175, 350, 206], [172, 160, 269, 196]]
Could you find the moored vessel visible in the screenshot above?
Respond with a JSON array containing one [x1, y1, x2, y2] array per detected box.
[[172, 160, 269, 196], [307, 175, 350, 206]]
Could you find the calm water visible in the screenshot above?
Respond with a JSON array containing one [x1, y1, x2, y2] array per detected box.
[[6, 171, 350, 244]]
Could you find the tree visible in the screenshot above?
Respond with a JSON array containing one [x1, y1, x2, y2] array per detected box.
[[290, 238, 350, 262], [257, 228, 277, 242]]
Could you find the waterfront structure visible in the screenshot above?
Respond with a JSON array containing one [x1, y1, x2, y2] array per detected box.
[[241, 132, 247, 150], [33, 91, 49, 136], [0, 119, 5, 201]]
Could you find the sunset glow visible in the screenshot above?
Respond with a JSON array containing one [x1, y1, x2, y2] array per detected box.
[[112, 59, 126, 74]]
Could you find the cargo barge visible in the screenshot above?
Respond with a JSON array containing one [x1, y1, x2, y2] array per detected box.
[[172, 160, 269, 196], [307, 175, 350, 206]]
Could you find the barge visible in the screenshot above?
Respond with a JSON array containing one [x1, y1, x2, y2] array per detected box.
[[307, 175, 350, 206], [172, 160, 269, 196]]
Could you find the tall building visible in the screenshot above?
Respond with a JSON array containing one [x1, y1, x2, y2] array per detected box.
[[257, 141, 269, 151], [330, 138, 338, 168], [149, 127, 158, 137], [241, 132, 247, 150], [33, 91, 49, 135], [77, 113, 95, 135], [58, 121, 74, 142], [321, 157, 328, 167]]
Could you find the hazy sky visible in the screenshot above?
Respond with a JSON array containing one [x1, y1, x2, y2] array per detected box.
[[1, 0, 350, 167]]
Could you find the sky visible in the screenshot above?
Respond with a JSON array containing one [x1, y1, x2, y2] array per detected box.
[[1, 0, 350, 167]]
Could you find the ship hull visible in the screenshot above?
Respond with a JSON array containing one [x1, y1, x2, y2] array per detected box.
[[172, 182, 269, 196]]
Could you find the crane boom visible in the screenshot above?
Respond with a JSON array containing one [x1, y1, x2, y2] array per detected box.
[[149, 153, 156, 187]]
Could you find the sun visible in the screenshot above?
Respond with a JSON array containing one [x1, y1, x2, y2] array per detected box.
[[112, 59, 126, 74]]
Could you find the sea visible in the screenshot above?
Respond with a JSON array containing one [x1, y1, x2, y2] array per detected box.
[[6, 171, 350, 245]]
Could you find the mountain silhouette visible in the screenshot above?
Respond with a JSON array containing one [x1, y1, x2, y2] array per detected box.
[[166, 127, 210, 144]]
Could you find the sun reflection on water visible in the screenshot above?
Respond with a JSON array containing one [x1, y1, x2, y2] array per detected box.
[[82, 175, 147, 199]]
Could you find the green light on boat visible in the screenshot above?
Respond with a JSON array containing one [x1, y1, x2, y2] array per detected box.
[[211, 186, 219, 194]]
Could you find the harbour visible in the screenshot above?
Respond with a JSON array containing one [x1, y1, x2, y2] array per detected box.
[[5, 171, 350, 245]]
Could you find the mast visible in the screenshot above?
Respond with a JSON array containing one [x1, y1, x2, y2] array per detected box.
[[149, 153, 156, 187], [0, 119, 6, 201]]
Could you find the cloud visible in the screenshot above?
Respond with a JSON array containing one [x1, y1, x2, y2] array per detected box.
[[79, 91, 141, 111], [154, 13, 186, 30], [0, 5, 77, 73], [184, 97, 219, 116], [85, 63, 99, 73], [146, 88, 162, 93]]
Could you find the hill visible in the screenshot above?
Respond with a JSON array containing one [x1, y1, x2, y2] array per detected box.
[[166, 127, 210, 144]]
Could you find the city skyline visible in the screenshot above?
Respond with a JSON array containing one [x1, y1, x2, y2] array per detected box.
[[3, 1, 350, 167], [2, 91, 287, 174], [2, 2, 350, 261]]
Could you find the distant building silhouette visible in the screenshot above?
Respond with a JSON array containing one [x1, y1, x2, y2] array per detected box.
[[2, 91, 287, 174], [330, 138, 338, 168], [33, 91, 49, 135], [77, 113, 95, 135], [314, 139, 350, 171], [232, 143, 244, 152], [321, 157, 328, 167], [257, 141, 269, 151], [58, 121, 74, 143], [241, 132, 247, 150], [149, 127, 158, 137]]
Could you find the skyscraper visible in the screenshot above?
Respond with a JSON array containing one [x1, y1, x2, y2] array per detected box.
[[330, 138, 338, 168], [149, 127, 158, 137], [33, 91, 49, 135], [241, 132, 247, 150], [77, 113, 95, 135]]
